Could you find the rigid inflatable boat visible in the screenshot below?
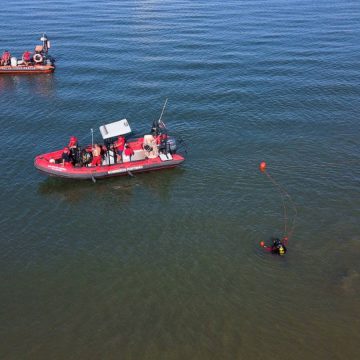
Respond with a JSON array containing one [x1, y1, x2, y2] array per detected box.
[[34, 116, 185, 181], [0, 34, 55, 75]]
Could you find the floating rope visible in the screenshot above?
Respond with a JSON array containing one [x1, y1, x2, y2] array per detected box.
[[259, 161, 298, 242]]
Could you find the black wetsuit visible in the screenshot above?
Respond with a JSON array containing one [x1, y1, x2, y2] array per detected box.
[[62, 152, 73, 163], [271, 239, 287, 255]]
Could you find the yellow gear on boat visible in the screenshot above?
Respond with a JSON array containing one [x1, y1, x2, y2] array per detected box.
[[278, 246, 285, 255]]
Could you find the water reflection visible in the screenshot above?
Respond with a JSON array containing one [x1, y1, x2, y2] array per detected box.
[[37, 168, 185, 203], [0, 73, 56, 97], [37, 176, 135, 204], [338, 270, 360, 294], [135, 168, 185, 200]]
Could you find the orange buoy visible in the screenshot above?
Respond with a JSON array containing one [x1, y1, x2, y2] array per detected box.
[[259, 161, 267, 172]]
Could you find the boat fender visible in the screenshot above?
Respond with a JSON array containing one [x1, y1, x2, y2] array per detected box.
[[33, 53, 43, 63]]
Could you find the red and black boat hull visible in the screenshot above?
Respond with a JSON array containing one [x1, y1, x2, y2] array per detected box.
[[0, 64, 55, 75]]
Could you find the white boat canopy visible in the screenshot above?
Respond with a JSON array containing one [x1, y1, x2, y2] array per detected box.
[[99, 119, 132, 139]]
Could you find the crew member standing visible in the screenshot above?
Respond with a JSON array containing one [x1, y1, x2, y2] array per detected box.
[[22, 51, 32, 65], [68, 136, 78, 149], [1, 50, 11, 66], [68, 136, 79, 164], [157, 133, 168, 153], [91, 144, 102, 166], [114, 135, 125, 163], [124, 143, 134, 161]]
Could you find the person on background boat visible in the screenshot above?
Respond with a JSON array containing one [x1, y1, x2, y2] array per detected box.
[[114, 135, 125, 163], [33, 45, 44, 64], [124, 143, 134, 161], [61, 147, 73, 166], [1, 50, 11, 66], [261, 237, 287, 256], [22, 50, 32, 65], [91, 144, 102, 166]]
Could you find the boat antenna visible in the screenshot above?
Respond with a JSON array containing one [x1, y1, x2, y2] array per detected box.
[[158, 98, 168, 128], [91, 128, 94, 148]]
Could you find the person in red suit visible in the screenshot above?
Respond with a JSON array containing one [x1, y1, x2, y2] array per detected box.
[[91, 144, 102, 166], [22, 51, 32, 65], [68, 136, 78, 149], [124, 143, 134, 161], [114, 136, 125, 162], [1, 50, 11, 66]]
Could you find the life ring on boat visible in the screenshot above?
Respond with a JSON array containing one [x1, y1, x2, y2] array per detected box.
[[33, 53, 43, 63], [81, 150, 93, 165]]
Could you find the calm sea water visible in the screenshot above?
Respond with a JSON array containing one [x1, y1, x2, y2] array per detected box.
[[1, 1, 360, 359]]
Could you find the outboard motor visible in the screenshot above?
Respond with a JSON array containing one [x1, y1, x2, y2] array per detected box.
[[165, 136, 177, 154]]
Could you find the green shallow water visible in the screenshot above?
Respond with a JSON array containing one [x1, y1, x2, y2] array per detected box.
[[0, 1, 360, 359]]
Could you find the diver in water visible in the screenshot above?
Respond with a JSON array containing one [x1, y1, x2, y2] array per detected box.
[[261, 237, 287, 256]]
